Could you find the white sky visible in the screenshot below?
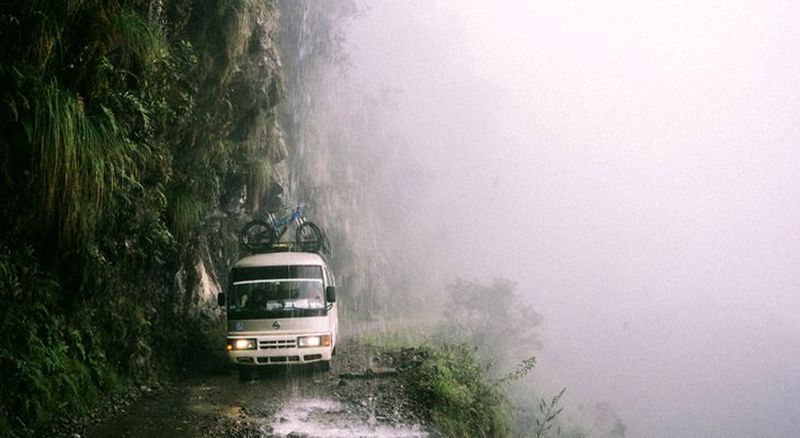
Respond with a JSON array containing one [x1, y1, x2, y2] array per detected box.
[[340, 1, 800, 436]]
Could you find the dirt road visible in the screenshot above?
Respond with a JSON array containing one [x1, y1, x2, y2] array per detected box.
[[77, 340, 427, 438]]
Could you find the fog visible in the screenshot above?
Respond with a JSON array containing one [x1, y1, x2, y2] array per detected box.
[[318, 1, 800, 436]]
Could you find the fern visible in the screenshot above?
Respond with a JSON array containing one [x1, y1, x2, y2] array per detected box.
[[100, 104, 118, 133], [497, 356, 537, 385], [534, 388, 567, 438]]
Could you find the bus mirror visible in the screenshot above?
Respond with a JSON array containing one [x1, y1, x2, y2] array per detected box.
[[217, 293, 225, 306], [326, 286, 336, 303]]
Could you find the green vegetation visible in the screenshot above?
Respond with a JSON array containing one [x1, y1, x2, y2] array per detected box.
[[393, 344, 511, 437], [532, 388, 567, 438], [384, 278, 572, 437], [0, 246, 115, 433], [0, 0, 284, 434], [352, 276, 561, 436]]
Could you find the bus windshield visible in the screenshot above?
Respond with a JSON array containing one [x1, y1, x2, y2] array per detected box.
[[228, 265, 326, 319]]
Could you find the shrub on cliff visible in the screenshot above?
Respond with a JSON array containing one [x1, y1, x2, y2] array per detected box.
[[393, 344, 510, 437]]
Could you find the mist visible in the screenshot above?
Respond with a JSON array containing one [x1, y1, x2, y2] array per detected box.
[[306, 1, 800, 436]]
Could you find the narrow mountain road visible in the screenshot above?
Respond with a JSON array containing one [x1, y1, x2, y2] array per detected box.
[[76, 340, 427, 438]]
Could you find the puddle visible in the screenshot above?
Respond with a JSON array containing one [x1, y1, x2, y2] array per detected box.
[[271, 398, 427, 438]]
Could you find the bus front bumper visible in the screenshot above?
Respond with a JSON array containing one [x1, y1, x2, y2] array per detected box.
[[226, 334, 333, 366]]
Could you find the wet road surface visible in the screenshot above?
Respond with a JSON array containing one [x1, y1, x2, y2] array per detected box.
[[82, 340, 427, 438]]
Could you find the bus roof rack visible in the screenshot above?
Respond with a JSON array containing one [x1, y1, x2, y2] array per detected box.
[[249, 237, 331, 258]]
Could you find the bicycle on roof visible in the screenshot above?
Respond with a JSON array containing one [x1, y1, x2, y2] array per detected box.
[[239, 204, 323, 252]]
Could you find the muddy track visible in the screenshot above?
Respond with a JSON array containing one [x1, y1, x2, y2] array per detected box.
[[75, 340, 427, 438]]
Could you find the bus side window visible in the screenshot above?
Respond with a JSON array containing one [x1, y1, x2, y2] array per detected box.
[[324, 267, 332, 288]]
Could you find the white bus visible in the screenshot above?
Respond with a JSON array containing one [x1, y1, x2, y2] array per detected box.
[[218, 251, 338, 375]]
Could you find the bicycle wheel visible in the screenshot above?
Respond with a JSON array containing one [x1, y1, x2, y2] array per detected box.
[[296, 222, 322, 252], [240, 220, 276, 251]]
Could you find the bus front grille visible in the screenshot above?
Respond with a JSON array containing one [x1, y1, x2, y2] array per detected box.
[[257, 356, 300, 363], [259, 339, 296, 350]]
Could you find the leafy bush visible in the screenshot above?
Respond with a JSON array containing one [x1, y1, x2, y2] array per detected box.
[[433, 278, 578, 437], [393, 344, 510, 437], [0, 246, 120, 436]]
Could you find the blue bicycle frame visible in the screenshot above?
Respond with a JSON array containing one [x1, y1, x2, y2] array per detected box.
[[265, 205, 308, 236]]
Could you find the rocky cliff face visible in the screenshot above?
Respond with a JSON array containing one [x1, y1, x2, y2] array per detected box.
[[171, 0, 291, 321]]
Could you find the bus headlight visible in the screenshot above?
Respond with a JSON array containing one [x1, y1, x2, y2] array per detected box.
[[298, 334, 331, 348], [227, 338, 256, 350]]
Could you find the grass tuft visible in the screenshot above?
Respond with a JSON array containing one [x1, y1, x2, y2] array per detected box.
[[168, 189, 204, 240], [33, 80, 136, 247], [112, 10, 166, 69]]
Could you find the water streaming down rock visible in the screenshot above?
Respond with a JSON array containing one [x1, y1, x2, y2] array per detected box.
[[166, 0, 406, 353], [176, 0, 431, 340], [275, 0, 404, 321], [173, 0, 289, 322]]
